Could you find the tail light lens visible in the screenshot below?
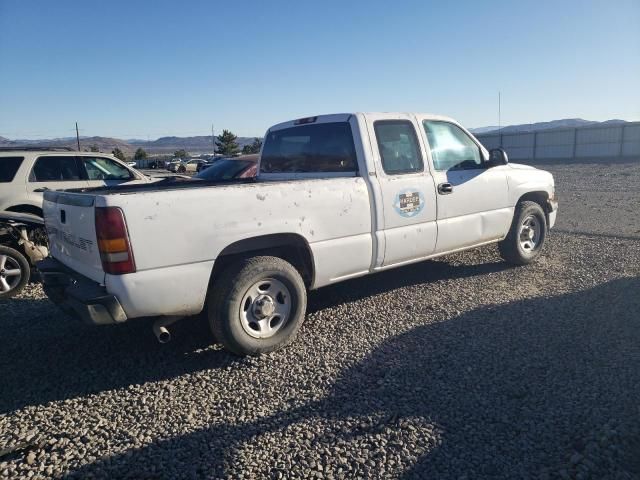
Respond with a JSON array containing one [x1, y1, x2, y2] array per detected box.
[[95, 207, 136, 275]]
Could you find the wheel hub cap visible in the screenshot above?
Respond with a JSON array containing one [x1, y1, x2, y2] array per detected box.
[[519, 215, 540, 252], [253, 295, 276, 319], [0, 254, 22, 293], [240, 278, 292, 339]]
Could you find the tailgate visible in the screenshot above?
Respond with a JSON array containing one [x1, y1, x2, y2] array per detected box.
[[43, 190, 105, 283]]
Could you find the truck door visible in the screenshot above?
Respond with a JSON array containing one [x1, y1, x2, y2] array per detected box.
[[417, 118, 511, 253], [365, 114, 437, 267]]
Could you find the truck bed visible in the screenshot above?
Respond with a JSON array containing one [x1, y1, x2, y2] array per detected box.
[[44, 176, 374, 318]]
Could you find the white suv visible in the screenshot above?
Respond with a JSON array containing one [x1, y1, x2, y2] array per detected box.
[[0, 148, 150, 217]]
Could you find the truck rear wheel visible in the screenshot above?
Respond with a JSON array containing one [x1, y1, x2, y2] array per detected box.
[[498, 200, 548, 265], [0, 245, 30, 299], [207, 256, 307, 356]]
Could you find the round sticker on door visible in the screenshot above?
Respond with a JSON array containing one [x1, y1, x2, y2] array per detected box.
[[393, 189, 425, 217]]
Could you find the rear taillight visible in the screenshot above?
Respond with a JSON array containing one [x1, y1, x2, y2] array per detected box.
[[95, 207, 136, 275]]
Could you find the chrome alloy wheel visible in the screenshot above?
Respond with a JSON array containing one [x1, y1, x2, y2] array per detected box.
[[0, 254, 23, 294], [239, 278, 292, 339], [519, 215, 541, 253]]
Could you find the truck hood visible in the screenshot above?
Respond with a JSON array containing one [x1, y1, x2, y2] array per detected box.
[[508, 162, 537, 170]]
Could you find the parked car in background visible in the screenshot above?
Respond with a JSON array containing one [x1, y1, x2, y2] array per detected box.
[[0, 147, 150, 218], [0, 147, 149, 298], [39, 113, 557, 356], [181, 159, 206, 173], [167, 159, 184, 172], [195, 155, 258, 180], [196, 158, 217, 172]]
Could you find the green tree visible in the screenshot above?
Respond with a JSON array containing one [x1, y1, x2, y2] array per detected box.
[[215, 129, 240, 156], [88, 145, 100, 152], [134, 148, 148, 160], [174, 149, 188, 159], [242, 137, 263, 154], [112, 148, 126, 161]]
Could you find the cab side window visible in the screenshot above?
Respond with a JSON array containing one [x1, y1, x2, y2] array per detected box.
[[0, 156, 24, 183], [374, 120, 423, 175], [423, 121, 483, 171], [82, 157, 133, 180], [30, 156, 82, 182]]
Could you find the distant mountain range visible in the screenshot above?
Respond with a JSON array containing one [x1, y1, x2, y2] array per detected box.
[[0, 119, 632, 156], [0, 135, 136, 154], [128, 136, 258, 153], [469, 118, 629, 135], [0, 135, 258, 156]]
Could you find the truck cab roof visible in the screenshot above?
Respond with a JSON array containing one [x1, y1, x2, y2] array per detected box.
[[268, 112, 459, 132]]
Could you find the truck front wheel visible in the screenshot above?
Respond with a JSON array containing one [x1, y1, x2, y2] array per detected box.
[[207, 256, 307, 356], [498, 200, 548, 265]]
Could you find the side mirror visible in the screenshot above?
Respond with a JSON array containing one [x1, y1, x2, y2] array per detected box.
[[488, 148, 509, 166]]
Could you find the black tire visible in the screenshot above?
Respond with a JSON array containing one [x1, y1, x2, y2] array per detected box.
[[207, 256, 307, 356], [0, 245, 30, 299], [178, 165, 186, 174], [498, 200, 548, 265]]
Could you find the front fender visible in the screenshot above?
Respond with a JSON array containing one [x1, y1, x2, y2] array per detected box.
[[506, 167, 554, 207]]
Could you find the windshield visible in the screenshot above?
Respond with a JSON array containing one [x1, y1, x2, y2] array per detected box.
[[195, 159, 253, 180]]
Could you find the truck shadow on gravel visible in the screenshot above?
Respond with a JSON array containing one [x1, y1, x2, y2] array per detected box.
[[306, 255, 512, 315], [63, 276, 640, 479], [0, 256, 511, 415]]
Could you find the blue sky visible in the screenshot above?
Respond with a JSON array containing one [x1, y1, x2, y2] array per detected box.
[[1, 0, 638, 139]]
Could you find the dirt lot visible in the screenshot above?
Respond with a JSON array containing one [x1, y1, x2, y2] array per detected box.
[[1, 159, 639, 479]]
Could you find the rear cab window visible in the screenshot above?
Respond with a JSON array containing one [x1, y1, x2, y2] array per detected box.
[[0, 156, 24, 182], [261, 122, 357, 174]]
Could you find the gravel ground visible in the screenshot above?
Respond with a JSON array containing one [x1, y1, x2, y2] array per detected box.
[[1, 159, 639, 480]]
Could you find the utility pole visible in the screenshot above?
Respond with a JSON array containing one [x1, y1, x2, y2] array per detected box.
[[75, 122, 81, 151], [211, 124, 216, 155], [498, 91, 502, 147], [498, 91, 501, 131]]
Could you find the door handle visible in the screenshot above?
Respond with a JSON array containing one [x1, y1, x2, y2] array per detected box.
[[33, 187, 48, 192], [438, 182, 453, 195]]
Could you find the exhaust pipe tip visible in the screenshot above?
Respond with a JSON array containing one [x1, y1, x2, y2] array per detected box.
[[152, 316, 183, 344], [153, 325, 171, 344]]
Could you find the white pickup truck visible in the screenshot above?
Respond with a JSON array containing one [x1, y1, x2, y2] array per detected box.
[[39, 113, 557, 355]]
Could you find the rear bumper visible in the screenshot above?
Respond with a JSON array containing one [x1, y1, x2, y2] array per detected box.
[[37, 258, 128, 325]]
